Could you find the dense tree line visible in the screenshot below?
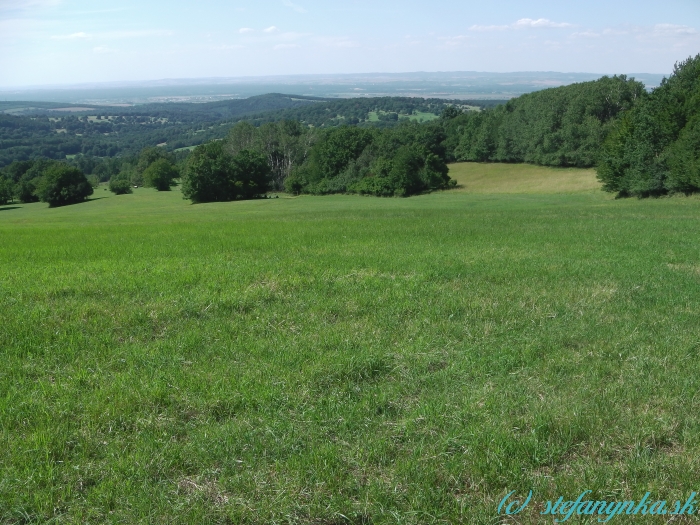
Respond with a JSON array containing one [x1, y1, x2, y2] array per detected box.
[[179, 119, 454, 202], [443, 75, 645, 167], [597, 55, 700, 196]]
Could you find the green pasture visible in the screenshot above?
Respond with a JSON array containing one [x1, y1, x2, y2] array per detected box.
[[406, 111, 439, 122], [2, 163, 700, 523], [367, 111, 438, 123]]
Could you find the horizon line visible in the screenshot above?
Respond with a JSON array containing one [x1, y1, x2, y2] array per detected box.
[[0, 70, 669, 92]]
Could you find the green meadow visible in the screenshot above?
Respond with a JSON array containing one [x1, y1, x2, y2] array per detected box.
[[2, 163, 700, 524]]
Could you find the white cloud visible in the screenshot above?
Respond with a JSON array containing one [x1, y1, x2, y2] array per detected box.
[[264, 26, 279, 33], [437, 35, 472, 48], [282, 0, 306, 13], [652, 24, 697, 36], [571, 31, 600, 38], [213, 44, 244, 50], [51, 31, 88, 40], [468, 24, 509, 32], [514, 18, 572, 29], [239, 27, 254, 34], [469, 18, 572, 32]]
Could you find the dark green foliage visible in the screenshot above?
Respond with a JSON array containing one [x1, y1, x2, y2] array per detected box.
[[33, 163, 93, 207], [597, 55, 700, 196], [108, 178, 133, 195], [453, 75, 645, 167], [143, 158, 178, 191], [181, 142, 270, 203], [87, 174, 100, 189], [137, 147, 173, 175], [230, 149, 272, 199], [285, 123, 454, 197], [226, 120, 312, 191], [310, 127, 374, 181], [0, 176, 13, 205], [12, 159, 60, 203]]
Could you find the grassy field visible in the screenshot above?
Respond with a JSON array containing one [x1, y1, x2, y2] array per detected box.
[[448, 162, 601, 194], [2, 163, 700, 524], [367, 111, 439, 123]]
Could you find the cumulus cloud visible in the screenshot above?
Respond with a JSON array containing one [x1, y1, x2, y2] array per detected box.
[[264, 26, 279, 33], [239, 27, 254, 33]]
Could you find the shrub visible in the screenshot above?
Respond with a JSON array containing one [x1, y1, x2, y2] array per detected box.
[[33, 164, 93, 207], [109, 178, 133, 195], [143, 158, 178, 191]]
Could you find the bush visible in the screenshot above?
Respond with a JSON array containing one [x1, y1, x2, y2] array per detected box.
[[15, 173, 39, 203], [109, 178, 133, 195], [33, 164, 93, 207], [143, 158, 178, 191]]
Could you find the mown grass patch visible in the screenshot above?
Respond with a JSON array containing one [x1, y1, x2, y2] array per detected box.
[[448, 161, 601, 194], [1, 168, 700, 523]]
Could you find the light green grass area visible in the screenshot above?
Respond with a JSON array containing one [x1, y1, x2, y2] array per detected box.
[[406, 111, 439, 122], [2, 165, 700, 523], [367, 111, 438, 123], [173, 145, 197, 153], [448, 161, 601, 194]]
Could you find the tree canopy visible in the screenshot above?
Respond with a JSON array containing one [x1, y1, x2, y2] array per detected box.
[[597, 54, 700, 196], [33, 163, 93, 207], [181, 141, 270, 203]]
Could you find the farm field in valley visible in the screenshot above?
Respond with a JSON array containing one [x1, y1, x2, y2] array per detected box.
[[2, 163, 700, 524]]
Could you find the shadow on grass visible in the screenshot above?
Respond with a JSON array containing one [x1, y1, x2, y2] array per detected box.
[[47, 197, 108, 208], [0, 206, 21, 212]]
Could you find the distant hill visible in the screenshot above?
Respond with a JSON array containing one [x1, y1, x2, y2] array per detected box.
[[0, 94, 498, 166]]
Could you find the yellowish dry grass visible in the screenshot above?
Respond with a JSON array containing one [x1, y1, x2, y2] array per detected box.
[[447, 162, 601, 194]]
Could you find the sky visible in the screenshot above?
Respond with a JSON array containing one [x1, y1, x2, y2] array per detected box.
[[0, 0, 699, 87]]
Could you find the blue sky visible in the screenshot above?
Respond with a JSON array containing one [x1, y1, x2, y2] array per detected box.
[[1, 0, 698, 87]]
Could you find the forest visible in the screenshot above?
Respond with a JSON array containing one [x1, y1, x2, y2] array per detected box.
[[0, 95, 488, 168], [2, 54, 700, 204]]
